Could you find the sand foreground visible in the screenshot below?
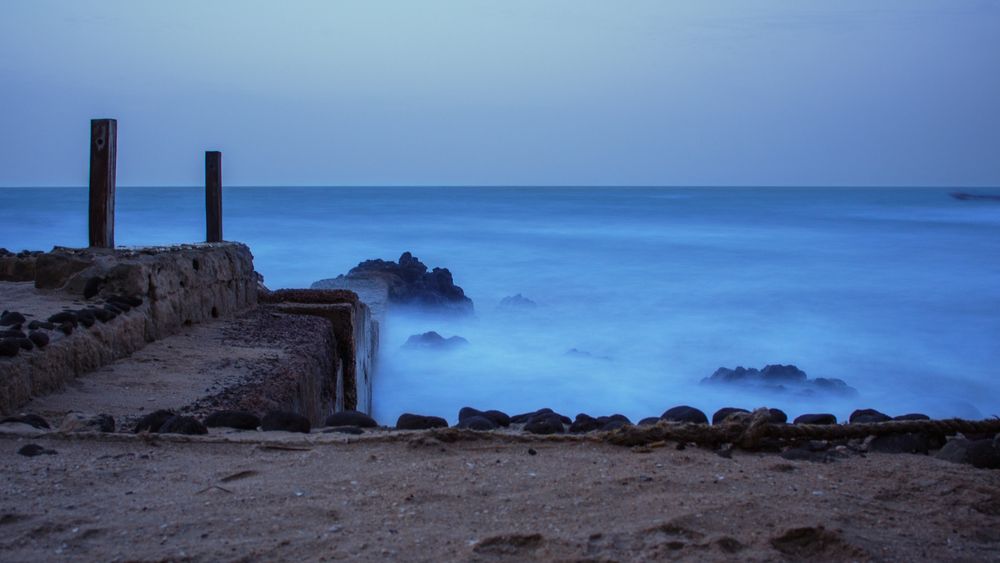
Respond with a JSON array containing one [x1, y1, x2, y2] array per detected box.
[[2, 429, 999, 562]]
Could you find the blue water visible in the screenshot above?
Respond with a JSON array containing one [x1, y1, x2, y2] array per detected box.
[[2, 186, 999, 422]]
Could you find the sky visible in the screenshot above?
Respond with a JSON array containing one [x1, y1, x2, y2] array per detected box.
[[1, 1, 998, 187]]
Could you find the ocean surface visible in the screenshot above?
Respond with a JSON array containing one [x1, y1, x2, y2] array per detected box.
[[2, 186, 999, 423]]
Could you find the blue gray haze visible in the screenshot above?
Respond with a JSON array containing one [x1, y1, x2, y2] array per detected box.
[[1, 187, 998, 423]]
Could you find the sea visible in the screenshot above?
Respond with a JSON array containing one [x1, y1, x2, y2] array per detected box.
[[2, 186, 998, 424]]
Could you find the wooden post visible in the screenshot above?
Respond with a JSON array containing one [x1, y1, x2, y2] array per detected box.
[[205, 151, 222, 242], [88, 119, 117, 248]]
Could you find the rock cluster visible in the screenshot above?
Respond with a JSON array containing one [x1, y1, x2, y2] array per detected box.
[[701, 364, 858, 397], [402, 331, 469, 350], [0, 295, 143, 359]]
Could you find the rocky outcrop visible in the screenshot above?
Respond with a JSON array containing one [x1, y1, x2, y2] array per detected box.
[[312, 252, 473, 315], [403, 331, 468, 350], [700, 364, 858, 397]]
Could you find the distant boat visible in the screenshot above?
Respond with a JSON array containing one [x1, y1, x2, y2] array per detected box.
[[950, 192, 1000, 201]]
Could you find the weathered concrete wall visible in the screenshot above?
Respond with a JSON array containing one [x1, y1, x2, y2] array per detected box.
[[263, 289, 378, 414], [0, 243, 258, 415]]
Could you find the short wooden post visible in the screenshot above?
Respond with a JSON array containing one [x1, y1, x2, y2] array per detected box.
[[88, 119, 117, 248], [205, 151, 222, 243]]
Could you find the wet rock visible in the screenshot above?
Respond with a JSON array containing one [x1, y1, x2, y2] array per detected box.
[[794, 413, 838, 425], [893, 413, 930, 421], [524, 413, 565, 435], [458, 407, 509, 427], [17, 444, 57, 457], [324, 410, 377, 428], [638, 417, 660, 426], [569, 413, 600, 433], [0, 414, 50, 429], [498, 294, 537, 310], [868, 433, 930, 454], [59, 412, 115, 433], [456, 415, 497, 431], [403, 331, 469, 350], [0, 311, 26, 326], [0, 329, 25, 338], [83, 276, 105, 299], [510, 408, 570, 425], [26, 320, 54, 330], [0, 339, 20, 357], [47, 311, 78, 325], [27, 331, 49, 349], [261, 411, 311, 433], [133, 410, 176, 433], [936, 437, 1000, 469], [702, 364, 858, 397], [205, 411, 261, 430], [328, 252, 474, 314], [661, 406, 709, 424], [159, 416, 208, 435], [849, 409, 891, 424], [396, 413, 448, 430], [712, 407, 750, 425]]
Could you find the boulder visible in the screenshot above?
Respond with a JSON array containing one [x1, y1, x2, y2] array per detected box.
[[261, 411, 311, 433], [0, 339, 19, 357], [17, 444, 57, 457], [510, 408, 571, 425], [638, 417, 660, 426], [524, 413, 566, 435], [403, 331, 469, 350], [134, 410, 176, 433], [396, 413, 448, 430], [205, 411, 261, 430], [27, 331, 49, 349], [324, 410, 377, 428], [712, 407, 750, 425], [660, 406, 709, 424], [159, 416, 208, 435], [569, 414, 600, 434], [849, 409, 892, 424], [0, 414, 50, 429], [936, 437, 1000, 469], [793, 414, 838, 425], [59, 412, 115, 433], [0, 311, 26, 326], [868, 433, 930, 455], [768, 408, 789, 423], [456, 416, 497, 431], [458, 407, 510, 427]]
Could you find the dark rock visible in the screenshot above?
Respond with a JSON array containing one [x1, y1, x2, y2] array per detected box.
[[133, 410, 176, 433], [60, 412, 115, 433], [27, 331, 49, 348], [702, 364, 858, 397], [261, 411, 311, 433], [0, 329, 25, 338], [89, 307, 116, 323], [893, 413, 930, 421], [638, 417, 660, 426], [569, 413, 600, 433], [868, 433, 930, 454], [27, 320, 54, 330], [793, 413, 838, 425], [324, 410, 377, 428], [47, 311, 78, 324], [849, 409, 891, 424], [158, 416, 208, 435], [599, 419, 629, 431], [83, 276, 105, 299], [205, 411, 261, 430], [16, 338, 33, 351], [340, 252, 474, 314], [498, 294, 537, 309], [17, 444, 57, 457], [768, 408, 789, 424], [58, 322, 74, 335], [1, 414, 50, 429], [524, 413, 565, 435], [396, 413, 448, 430], [76, 310, 96, 328], [510, 408, 570, 425], [0, 339, 20, 357], [456, 415, 497, 431], [403, 331, 469, 350], [458, 407, 509, 427], [936, 438, 1000, 469], [712, 407, 750, 425], [661, 406, 709, 424], [0, 311, 26, 326], [114, 295, 143, 308], [104, 303, 124, 315]]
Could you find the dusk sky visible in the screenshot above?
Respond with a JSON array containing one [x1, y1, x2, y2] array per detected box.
[[2, 1, 998, 187]]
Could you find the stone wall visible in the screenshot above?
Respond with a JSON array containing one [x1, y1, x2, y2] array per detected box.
[[0, 243, 258, 414]]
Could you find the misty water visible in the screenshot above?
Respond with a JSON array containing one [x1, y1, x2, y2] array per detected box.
[[2, 186, 999, 424]]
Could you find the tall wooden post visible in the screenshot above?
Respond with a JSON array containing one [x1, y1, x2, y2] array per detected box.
[[88, 119, 117, 248], [205, 151, 222, 243]]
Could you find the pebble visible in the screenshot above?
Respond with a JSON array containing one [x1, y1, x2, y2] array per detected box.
[[17, 444, 57, 457]]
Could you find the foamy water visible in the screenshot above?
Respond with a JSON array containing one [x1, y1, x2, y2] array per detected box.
[[2, 186, 998, 423]]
